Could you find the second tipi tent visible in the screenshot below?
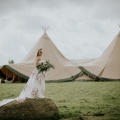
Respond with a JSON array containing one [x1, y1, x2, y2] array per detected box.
[[0, 32, 80, 82]]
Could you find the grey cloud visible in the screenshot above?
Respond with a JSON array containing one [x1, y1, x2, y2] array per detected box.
[[0, 0, 27, 15], [91, 0, 120, 20], [0, 0, 63, 16], [26, 0, 63, 8], [0, 0, 119, 65]]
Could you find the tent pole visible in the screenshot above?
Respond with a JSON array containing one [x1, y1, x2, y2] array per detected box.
[[6, 73, 12, 79], [17, 76, 20, 83], [5, 67, 7, 80], [12, 74, 15, 83]]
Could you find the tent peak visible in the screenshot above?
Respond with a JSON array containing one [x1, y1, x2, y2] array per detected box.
[[118, 31, 120, 36], [41, 31, 50, 39], [116, 31, 120, 37]]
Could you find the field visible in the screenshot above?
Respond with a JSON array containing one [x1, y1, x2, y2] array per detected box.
[[0, 82, 120, 120]]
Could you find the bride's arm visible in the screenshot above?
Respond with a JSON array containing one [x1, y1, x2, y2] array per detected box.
[[35, 57, 41, 79], [36, 57, 41, 66]]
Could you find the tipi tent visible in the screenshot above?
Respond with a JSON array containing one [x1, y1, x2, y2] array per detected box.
[[0, 32, 80, 82], [1, 31, 120, 82], [73, 32, 120, 81]]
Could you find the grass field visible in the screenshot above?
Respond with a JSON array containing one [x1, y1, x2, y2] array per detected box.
[[0, 82, 120, 120]]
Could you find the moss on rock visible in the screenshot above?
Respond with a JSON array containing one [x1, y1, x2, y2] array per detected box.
[[0, 98, 59, 120]]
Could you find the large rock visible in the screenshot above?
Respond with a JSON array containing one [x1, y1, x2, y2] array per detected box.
[[0, 98, 59, 120]]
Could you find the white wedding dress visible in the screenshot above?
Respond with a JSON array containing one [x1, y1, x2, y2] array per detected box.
[[0, 60, 47, 107]]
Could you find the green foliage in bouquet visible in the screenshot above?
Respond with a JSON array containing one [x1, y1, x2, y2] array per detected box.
[[37, 60, 54, 74]]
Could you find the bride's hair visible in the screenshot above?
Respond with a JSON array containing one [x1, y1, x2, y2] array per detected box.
[[36, 48, 42, 56]]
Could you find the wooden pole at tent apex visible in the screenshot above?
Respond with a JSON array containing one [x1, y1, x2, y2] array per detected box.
[[42, 26, 49, 33], [118, 24, 120, 31], [118, 24, 120, 28]]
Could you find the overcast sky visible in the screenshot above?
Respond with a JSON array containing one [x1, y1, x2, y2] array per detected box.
[[0, 0, 120, 65]]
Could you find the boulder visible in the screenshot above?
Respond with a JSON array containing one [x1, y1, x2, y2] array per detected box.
[[0, 98, 59, 120]]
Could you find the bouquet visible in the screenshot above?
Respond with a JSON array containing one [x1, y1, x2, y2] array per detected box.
[[36, 60, 54, 74]]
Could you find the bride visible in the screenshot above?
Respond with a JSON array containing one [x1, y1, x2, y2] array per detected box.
[[0, 48, 47, 107]]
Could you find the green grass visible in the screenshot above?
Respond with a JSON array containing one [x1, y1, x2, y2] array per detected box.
[[0, 82, 120, 120]]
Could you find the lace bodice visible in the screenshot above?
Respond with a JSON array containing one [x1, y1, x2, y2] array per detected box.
[[39, 59, 45, 63]]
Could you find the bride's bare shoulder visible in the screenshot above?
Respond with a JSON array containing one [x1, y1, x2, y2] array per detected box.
[[36, 56, 41, 61]]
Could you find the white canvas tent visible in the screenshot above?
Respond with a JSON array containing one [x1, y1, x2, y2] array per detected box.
[[72, 32, 120, 81], [76, 74, 94, 81], [0, 31, 120, 82], [0, 32, 80, 82]]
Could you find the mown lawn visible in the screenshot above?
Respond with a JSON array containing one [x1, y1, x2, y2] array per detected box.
[[0, 82, 120, 120]]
